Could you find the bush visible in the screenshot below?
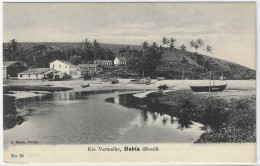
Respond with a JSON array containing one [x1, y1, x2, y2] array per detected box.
[[202, 98, 230, 130], [63, 73, 71, 80]]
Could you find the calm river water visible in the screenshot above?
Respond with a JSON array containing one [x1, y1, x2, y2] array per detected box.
[[4, 90, 204, 144]]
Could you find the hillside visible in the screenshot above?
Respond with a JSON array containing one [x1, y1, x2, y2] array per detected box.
[[16, 42, 141, 53], [156, 49, 255, 80], [3, 42, 255, 80]]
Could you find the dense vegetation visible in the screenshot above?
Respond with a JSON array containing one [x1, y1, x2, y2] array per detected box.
[[3, 38, 255, 79], [144, 90, 256, 142]]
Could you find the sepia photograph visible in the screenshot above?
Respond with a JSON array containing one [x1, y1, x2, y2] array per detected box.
[[2, 1, 257, 164]]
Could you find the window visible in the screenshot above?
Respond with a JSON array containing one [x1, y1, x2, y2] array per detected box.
[[20, 75, 22, 77], [59, 64, 61, 68], [53, 64, 55, 68], [28, 74, 30, 77], [65, 66, 67, 68]]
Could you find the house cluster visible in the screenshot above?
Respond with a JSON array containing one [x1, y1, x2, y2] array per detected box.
[[3, 56, 127, 80]]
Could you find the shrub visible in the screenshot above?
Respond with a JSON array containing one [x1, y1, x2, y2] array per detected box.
[[62, 73, 71, 80]]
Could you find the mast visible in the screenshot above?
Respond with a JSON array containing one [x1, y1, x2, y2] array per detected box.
[[209, 71, 211, 92], [209, 71, 212, 86], [220, 72, 224, 81], [182, 68, 184, 85]]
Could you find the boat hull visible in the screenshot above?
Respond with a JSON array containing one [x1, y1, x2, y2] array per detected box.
[[190, 84, 227, 92]]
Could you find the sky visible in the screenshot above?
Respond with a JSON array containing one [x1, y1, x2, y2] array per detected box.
[[3, 3, 256, 69]]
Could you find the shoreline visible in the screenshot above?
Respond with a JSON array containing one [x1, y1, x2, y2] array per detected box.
[[3, 79, 256, 100], [3, 79, 256, 143]]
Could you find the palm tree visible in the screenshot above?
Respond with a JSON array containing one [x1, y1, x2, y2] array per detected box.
[[141, 41, 149, 56], [82, 38, 92, 50], [8, 39, 18, 52], [162, 37, 169, 47], [203, 45, 213, 67], [180, 44, 187, 51], [190, 40, 199, 62], [196, 38, 204, 47], [92, 39, 100, 59], [170, 38, 177, 51], [152, 42, 158, 48], [141, 41, 149, 77], [170, 38, 176, 44], [189, 40, 196, 50]]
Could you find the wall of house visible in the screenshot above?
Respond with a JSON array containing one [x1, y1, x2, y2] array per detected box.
[[69, 67, 81, 78], [3, 67, 7, 79], [3, 63, 27, 79], [94, 61, 113, 66], [114, 58, 120, 65], [49, 60, 70, 74], [18, 74, 43, 80], [114, 58, 126, 66]]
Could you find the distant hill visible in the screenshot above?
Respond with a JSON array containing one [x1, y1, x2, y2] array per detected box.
[[156, 49, 255, 80], [4, 42, 255, 80], [17, 42, 141, 53]]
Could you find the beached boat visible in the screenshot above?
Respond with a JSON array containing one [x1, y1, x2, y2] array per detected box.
[[111, 79, 119, 84], [158, 84, 168, 90], [190, 84, 227, 92], [130, 79, 140, 82], [190, 72, 227, 92], [81, 84, 90, 88]]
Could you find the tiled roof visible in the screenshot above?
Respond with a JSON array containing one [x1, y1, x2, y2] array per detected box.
[[78, 64, 99, 68], [50, 60, 76, 67], [3, 61, 19, 67], [19, 68, 54, 75], [94, 60, 112, 62]]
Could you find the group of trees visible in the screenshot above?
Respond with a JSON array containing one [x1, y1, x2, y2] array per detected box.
[[3, 37, 214, 78], [189, 38, 213, 67], [3, 38, 116, 67]]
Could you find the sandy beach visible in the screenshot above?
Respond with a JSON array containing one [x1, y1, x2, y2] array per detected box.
[[3, 79, 256, 99]]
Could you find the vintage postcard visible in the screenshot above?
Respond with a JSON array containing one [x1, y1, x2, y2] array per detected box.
[[2, 2, 257, 164]]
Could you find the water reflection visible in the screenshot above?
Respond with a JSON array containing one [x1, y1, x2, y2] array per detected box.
[[4, 90, 204, 144], [105, 93, 195, 130]]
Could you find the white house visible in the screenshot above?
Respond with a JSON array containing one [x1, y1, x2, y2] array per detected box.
[[18, 68, 56, 80], [114, 57, 126, 66], [94, 60, 113, 66], [77, 64, 102, 76], [49, 60, 81, 78]]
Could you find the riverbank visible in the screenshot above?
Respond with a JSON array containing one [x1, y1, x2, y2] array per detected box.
[[3, 79, 256, 142], [3, 79, 255, 99], [143, 89, 256, 142]]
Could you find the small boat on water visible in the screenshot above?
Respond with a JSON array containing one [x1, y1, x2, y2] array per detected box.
[[81, 84, 90, 88], [190, 72, 227, 92]]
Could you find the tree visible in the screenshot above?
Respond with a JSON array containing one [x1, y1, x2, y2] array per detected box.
[[82, 38, 92, 50], [141, 41, 149, 57], [141, 41, 149, 76], [169, 43, 175, 52], [162, 37, 169, 47], [180, 44, 187, 51], [4, 39, 20, 61], [203, 45, 213, 67], [9, 39, 19, 52], [151, 42, 158, 48], [140, 47, 163, 77], [92, 39, 100, 59], [189, 40, 200, 62], [196, 38, 204, 47], [169, 38, 176, 51]]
